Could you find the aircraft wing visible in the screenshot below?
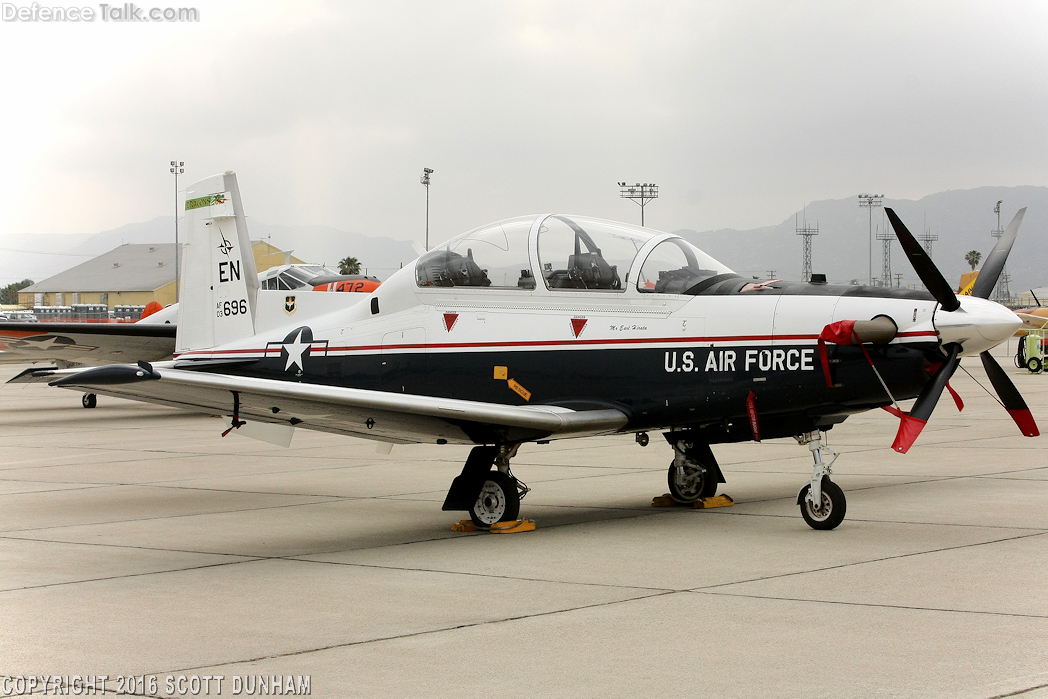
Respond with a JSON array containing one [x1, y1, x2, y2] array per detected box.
[[8, 364, 629, 445], [0, 322, 176, 366]]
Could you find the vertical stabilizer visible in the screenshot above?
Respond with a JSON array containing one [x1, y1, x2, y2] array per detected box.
[[175, 171, 260, 353]]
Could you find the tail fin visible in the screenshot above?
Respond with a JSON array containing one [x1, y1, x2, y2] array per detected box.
[[175, 171, 260, 353]]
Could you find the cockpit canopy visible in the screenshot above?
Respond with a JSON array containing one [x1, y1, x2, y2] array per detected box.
[[415, 214, 733, 294]]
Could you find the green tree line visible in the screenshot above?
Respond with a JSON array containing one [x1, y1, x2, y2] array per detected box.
[[1, 279, 33, 305]]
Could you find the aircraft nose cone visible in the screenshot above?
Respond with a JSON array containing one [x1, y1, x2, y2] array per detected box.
[[935, 296, 1021, 354]]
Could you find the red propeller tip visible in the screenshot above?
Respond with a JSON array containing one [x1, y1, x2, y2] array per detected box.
[[891, 413, 928, 454], [1007, 408, 1040, 437]]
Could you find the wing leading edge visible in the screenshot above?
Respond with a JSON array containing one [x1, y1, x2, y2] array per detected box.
[[9, 364, 629, 445]]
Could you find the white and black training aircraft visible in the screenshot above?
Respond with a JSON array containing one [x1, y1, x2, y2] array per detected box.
[[10, 171, 1038, 530]]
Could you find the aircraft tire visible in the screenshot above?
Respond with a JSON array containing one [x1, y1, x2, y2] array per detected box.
[[81, 393, 97, 409], [1027, 357, 1042, 374], [667, 459, 718, 503], [799, 477, 846, 530], [469, 470, 520, 527]]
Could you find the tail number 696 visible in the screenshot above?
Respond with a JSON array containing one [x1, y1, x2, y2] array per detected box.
[[216, 299, 248, 317]]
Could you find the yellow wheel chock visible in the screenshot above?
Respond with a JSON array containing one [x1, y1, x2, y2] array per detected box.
[[451, 519, 537, 533], [490, 519, 536, 533], [652, 494, 734, 509]]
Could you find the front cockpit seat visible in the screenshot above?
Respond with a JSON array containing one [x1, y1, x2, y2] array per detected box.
[[416, 248, 491, 287]]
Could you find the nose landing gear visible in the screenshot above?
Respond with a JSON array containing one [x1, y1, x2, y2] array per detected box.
[[795, 431, 846, 530]]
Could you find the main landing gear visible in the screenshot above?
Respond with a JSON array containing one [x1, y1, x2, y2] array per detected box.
[[665, 438, 723, 503], [442, 444, 529, 527], [81, 393, 97, 409], [795, 431, 846, 530]]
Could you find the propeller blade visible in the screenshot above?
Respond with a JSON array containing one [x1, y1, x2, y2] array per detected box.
[[971, 208, 1026, 299], [892, 344, 961, 453], [980, 351, 1039, 436], [885, 208, 960, 312]]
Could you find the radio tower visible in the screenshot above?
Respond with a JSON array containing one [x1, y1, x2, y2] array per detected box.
[[876, 219, 892, 287], [796, 211, 818, 282], [915, 214, 938, 292], [918, 214, 938, 257], [991, 200, 1011, 303]]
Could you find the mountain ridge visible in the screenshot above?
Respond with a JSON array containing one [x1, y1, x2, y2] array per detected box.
[[3, 185, 1046, 293]]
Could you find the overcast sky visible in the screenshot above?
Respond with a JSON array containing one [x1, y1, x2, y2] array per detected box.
[[1, 0, 1046, 247]]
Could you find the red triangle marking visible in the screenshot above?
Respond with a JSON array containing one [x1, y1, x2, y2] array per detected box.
[[443, 313, 459, 332], [570, 318, 587, 338]]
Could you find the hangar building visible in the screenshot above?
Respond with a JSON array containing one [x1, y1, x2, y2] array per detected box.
[[18, 240, 302, 309]]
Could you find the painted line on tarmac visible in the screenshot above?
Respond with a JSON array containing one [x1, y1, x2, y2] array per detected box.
[[689, 529, 1048, 593], [694, 588, 1048, 620]]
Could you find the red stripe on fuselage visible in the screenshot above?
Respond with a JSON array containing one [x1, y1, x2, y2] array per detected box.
[[173, 330, 938, 359]]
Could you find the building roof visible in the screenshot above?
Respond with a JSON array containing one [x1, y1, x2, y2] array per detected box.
[[22, 244, 176, 293]]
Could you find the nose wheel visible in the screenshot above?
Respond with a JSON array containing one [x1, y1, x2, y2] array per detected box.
[[81, 393, 97, 409], [795, 431, 847, 530], [798, 477, 846, 530]]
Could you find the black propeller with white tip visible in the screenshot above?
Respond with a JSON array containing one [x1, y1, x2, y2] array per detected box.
[[884, 207, 1038, 452]]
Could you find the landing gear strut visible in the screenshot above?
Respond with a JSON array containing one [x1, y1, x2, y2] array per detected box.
[[795, 431, 846, 530], [666, 439, 721, 503], [81, 393, 97, 409]]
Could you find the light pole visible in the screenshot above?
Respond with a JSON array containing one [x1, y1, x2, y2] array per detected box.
[[420, 168, 433, 251], [618, 182, 658, 226], [991, 199, 1011, 302], [858, 193, 884, 286], [170, 160, 184, 301]]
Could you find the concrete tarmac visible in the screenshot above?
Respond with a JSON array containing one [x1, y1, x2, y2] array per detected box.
[[1, 347, 1047, 698]]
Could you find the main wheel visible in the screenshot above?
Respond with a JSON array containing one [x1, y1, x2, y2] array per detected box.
[[667, 459, 718, 503], [1028, 357, 1042, 374], [798, 477, 847, 530], [469, 470, 521, 527], [81, 393, 97, 409]]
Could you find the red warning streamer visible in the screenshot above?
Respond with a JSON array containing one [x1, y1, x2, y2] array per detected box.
[[746, 391, 761, 442]]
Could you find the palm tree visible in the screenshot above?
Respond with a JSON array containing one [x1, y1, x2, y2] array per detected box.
[[964, 250, 982, 271], [338, 256, 361, 275]]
